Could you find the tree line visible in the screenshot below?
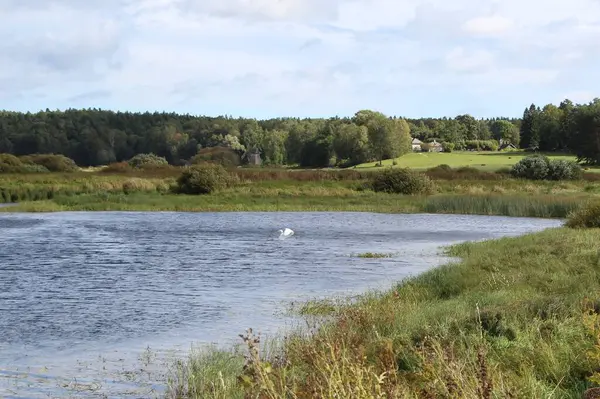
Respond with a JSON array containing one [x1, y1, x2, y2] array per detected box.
[[0, 98, 598, 167]]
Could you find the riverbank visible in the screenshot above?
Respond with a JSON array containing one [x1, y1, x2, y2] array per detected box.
[[1, 169, 598, 218], [167, 226, 600, 398]]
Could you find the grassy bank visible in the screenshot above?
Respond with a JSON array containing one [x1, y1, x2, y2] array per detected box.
[[355, 151, 600, 173], [0, 168, 599, 217], [167, 227, 600, 398], [1, 192, 585, 219]]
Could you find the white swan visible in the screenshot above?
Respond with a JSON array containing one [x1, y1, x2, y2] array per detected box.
[[277, 228, 294, 239]]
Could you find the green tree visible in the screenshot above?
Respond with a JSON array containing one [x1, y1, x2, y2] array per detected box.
[[300, 125, 333, 168], [520, 104, 542, 149], [490, 120, 520, 146], [436, 119, 467, 146], [569, 99, 600, 165], [260, 129, 288, 165], [456, 114, 479, 140], [332, 122, 369, 166]]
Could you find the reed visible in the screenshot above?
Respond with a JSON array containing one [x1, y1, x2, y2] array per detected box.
[[423, 194, 583, 218]]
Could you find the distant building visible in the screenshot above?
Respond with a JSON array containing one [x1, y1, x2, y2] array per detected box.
[[245, 148, 262, 166], [411, 138, 423, 151], [498, 139, 517, 151], [427, 139, 444, 152]]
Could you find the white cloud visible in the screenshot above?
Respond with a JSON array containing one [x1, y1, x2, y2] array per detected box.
[[0, 0, 599, 118], [462, 15, 513, 36], [562, 91, 598, 104], [445, 47, 495, 73]]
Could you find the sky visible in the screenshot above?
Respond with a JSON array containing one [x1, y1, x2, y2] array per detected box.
[[1, 0, 599, 119]]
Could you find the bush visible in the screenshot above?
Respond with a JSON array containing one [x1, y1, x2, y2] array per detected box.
[[128, 153, 169, 169], [371, 168, 435, 195], [442, 142, 455, 153], [17, 164, 50, 173], [427, 164, 453, 173], [176, 163, 235, 195], [0, 153, 22, 166], [465, 140, 499, 151], [510, 155, 550, 180], [19, 154, 78, 172], [101, 162, 132, 174], [547, 159, 582, 180], [0, 154, 50, 173], [565, 201, 600, 228], [511, 155, 582, 181], [191, 147, 241, 167]]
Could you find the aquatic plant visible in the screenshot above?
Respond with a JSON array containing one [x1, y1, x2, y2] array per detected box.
[[355, 252, 393, 259]]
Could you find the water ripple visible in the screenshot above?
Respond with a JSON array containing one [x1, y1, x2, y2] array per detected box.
[[0, 211, 562, 398]]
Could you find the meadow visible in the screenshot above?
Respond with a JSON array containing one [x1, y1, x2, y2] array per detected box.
[[1, 166, 599, 218], [355, 151, 599, 172]]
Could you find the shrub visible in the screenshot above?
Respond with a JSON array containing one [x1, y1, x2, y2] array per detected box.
[[465, 140, 499, 152], [0, 154, 22, 166], [176, 163, 235, 194], [442, 142, 455, 153], [191, 147, 241, 167], [547, 159, 582, 180], [0, 161, 50, 174], [427, 164, 453, 173], [20, 154, 78, 172], [510, 155, 550, 180], [17, 164, 50, 173], [496, 167, 512, 175], [565, 201, 600, 228], [371, 167, 435, 195], [511, 155, 582, 181], [127, 153, 169, 169], [122, 178, 158, 194], [101, 162, 132, 174]]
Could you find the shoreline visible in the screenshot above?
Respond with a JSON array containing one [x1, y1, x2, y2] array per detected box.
[[0, 191, 584, 220], [164, 225, 600, 398], [1, 213, 566, 398]]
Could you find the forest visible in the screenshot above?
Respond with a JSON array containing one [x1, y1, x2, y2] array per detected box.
[[0, 98, 598, 168]]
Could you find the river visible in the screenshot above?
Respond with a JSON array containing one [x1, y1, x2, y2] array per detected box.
[[0, 211, 562, 398]]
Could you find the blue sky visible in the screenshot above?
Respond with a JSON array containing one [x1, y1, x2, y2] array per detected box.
[[1, 0, 599, 119]]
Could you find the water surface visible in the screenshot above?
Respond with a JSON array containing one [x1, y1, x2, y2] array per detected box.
[[0, 211, 562, 398]]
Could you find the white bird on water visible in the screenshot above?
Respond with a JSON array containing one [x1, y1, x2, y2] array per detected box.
[[278, 228, 294, 239]]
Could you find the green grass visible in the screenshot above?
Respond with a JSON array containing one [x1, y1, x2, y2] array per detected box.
[[1, 169, 599, 220], [355, 151, 597, 172], [166, 227, 600, 398], [1, 192, 592, 220]]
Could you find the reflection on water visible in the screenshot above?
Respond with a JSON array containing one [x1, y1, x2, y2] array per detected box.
[[0, 211, 562, 398]]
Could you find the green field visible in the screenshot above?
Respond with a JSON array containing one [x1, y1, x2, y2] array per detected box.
[[355, 151, 595, 172]]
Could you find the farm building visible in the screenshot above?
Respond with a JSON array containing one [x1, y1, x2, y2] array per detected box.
[[411, 138, 423, 151], [244, 148, 262, 166], [427, 140, 444, 152]]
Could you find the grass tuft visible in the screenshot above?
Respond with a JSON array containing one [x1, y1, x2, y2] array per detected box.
[[566, 200, 600, 228], [356, 252, 393, 259]]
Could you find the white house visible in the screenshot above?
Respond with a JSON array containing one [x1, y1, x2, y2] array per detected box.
[[411, 138, 423, 151]]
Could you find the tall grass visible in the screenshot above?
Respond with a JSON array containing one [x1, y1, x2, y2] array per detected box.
[[166, 227, 600, 398], [424, 194, 582, 218]]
